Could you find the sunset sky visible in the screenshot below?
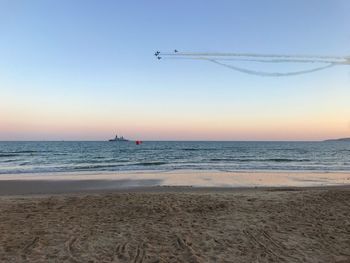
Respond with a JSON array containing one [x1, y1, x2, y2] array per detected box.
[[1, 0, 350, 141]]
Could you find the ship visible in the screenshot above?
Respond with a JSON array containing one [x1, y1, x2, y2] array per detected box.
[[108, 134, 129, 142]]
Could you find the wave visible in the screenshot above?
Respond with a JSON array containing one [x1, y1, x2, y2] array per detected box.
[[0, 159, 19, 163], [14, 150, 39, 153], [182, 148, 219, 151], [72, 164, 125, 170], [0, 154, 20, 158], [267, 158, 310, 162], [71, 158, 130, 164], [0, 150, 51, 157], [210, 158, 310, 162], [182, 148, 201, 151], [135, 161, 167, 166], [19, 162, 31, 166], [336, 149, 350, 153], [72, 161, 167, 170]]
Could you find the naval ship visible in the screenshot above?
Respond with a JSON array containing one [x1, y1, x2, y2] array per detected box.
[[108, 134, 129, 142]]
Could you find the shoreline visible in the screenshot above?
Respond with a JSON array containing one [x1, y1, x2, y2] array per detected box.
[[0, 170, 350, 195]]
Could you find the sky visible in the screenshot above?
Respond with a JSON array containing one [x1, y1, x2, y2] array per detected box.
[[0, 0, 350, 141]]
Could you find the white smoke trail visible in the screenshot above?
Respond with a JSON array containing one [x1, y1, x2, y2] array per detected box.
[[156, 51, 350, 76], [207, 60, 335, 77], [160, 51, 347, 61], [163, 56, 345, 64]]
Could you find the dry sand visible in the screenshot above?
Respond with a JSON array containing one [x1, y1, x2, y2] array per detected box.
[[0, 187, 349, 263]]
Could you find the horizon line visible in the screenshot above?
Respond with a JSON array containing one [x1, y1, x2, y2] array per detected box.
[[0, 139, 338, 142]]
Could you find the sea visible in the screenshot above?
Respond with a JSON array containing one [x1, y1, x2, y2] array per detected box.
[[0, 141, 350, 176]]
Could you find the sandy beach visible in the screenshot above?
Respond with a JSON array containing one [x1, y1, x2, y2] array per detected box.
[[0, 184, 349, 262]]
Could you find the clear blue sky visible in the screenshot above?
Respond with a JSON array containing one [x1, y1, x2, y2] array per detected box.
[[1, 0, 349, 140]]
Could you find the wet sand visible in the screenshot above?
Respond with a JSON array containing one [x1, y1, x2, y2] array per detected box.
[[1, 170, 350, 196], [0, 186, 349, 262]]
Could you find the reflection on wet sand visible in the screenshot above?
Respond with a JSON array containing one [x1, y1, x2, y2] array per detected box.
[[0, 171, 349, 195]]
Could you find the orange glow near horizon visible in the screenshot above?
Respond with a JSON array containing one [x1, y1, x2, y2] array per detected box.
[[1, 108, 349, 141], [1, 74, 350, 141]]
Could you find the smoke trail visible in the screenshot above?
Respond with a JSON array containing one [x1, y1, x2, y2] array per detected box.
[[160, 52, 347, 61], [156, 51, 350, 76], [163, 56, 345, 64], [207, 59, 335, 77]]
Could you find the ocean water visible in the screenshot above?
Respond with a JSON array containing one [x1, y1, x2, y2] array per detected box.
[[0, 141, 349, 175]]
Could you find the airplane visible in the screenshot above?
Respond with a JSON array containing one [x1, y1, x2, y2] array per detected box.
[[154, 51, 160, 56]]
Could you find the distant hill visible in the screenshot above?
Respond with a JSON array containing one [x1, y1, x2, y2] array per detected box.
[[324, 137, 350, 142]]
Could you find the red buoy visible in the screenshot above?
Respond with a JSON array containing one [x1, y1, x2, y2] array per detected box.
[[135, 140, 142, 145]]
